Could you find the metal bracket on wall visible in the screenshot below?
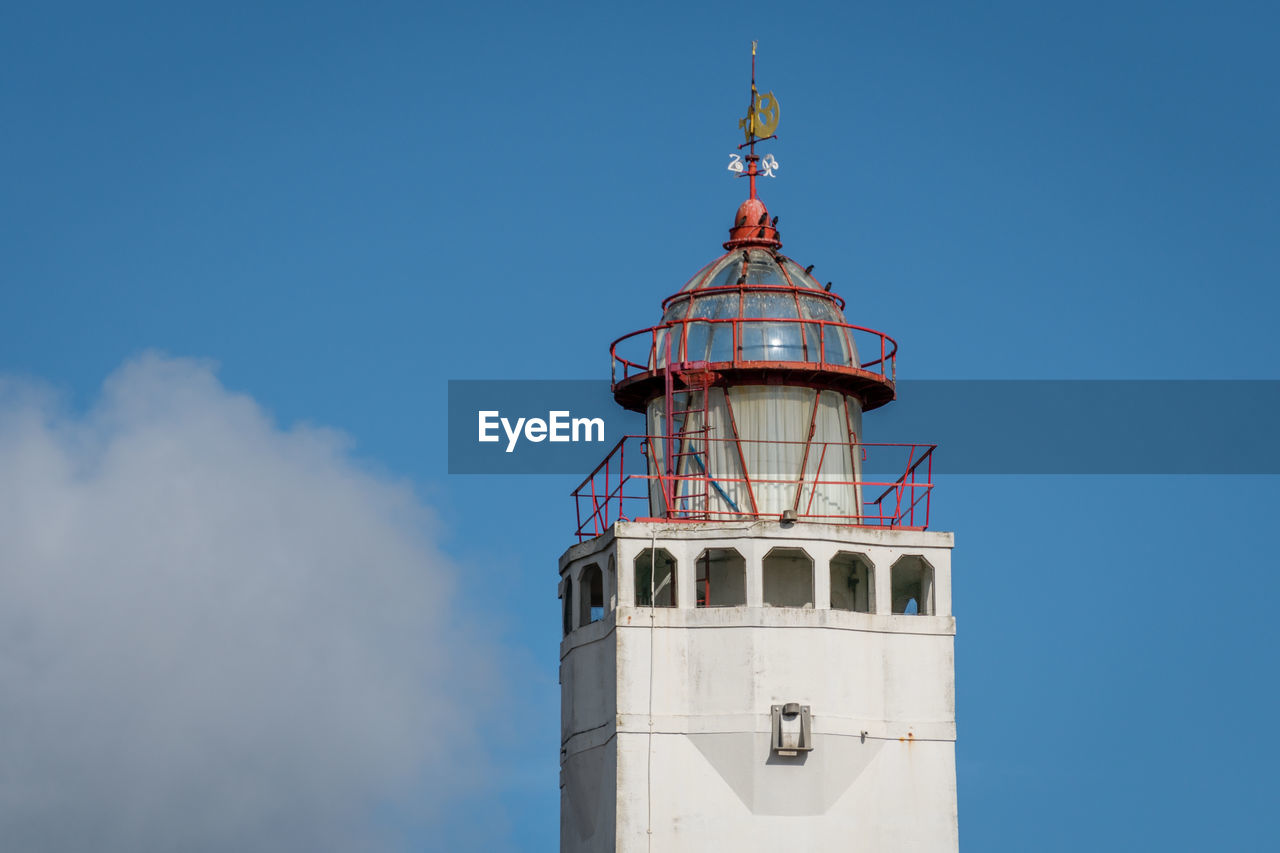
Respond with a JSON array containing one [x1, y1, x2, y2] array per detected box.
[[770, 703, 813, 756]]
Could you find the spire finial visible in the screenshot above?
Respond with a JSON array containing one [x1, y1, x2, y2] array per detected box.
[[730, 42, 781, 201]]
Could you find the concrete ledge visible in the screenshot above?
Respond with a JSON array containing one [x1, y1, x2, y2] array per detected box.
[[611, 606, 956, 636], [614, 519, 954, 549]]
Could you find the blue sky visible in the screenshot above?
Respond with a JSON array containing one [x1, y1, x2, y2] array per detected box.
[[2, 1, 1278, 850]]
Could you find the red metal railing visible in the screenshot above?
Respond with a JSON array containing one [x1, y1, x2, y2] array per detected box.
[[572, 436, 934, 541], [610, 318, 898, 385]]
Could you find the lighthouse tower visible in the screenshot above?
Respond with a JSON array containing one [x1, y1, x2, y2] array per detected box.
[[558, 56, 957, 853]]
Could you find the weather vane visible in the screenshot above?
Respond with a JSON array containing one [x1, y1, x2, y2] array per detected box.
[[727, 40, 781, 199]]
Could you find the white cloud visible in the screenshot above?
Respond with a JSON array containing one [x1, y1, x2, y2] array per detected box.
[[0, 354, 497, 851]]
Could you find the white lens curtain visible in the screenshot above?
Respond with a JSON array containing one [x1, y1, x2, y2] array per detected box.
[[796, 391, 861, 519], [645, 385, 864, 521]]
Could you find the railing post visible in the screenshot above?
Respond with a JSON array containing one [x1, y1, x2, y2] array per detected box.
[[575, 485, 582, 541], [663, 335, 675, 518], [908, 455, 916, 527], [925, 450, 932, 529], [589, 474, 598, 536]]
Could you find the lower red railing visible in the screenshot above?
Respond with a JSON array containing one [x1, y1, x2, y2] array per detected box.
[[571, 436, 934, 542]]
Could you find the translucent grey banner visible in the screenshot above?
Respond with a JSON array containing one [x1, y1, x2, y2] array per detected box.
[[447, 380, 1280, 475]]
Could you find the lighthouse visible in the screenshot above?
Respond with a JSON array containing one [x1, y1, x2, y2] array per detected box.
[[558, 53, 958, 852]]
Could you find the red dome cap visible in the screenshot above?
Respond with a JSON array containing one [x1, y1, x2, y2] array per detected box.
[[724, 197, 781, 250]]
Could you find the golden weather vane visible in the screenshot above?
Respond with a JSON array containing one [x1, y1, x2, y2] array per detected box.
[[738, 40, 781, 143], [728, 41, 781, 200], [742, 91, 781, 142]]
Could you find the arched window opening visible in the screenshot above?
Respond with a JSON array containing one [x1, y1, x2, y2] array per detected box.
[[891, 555, 934, 615], [562, 577, 574, 636], [579, 564, 604, 625], [830, 552, 874, 613], [635, 548, 677, 607], [763, 547, 814, 608], [696, 548, 747, 607], [607, 554, 617, 612]]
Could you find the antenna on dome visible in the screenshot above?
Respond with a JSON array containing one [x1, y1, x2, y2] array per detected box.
[[728, 41, 781, 200]]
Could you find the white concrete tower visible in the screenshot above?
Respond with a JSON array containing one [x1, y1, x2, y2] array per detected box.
[[559, 63, 957, 852]]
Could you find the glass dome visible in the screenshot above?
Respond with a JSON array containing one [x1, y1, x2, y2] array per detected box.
[[609, 197, 898, 415], [677, 248, 825, 293], [664, 250, 842, 319], [656, 248, 858, 367]]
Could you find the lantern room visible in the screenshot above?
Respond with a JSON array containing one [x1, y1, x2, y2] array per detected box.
[[573, 196, 934, 539], [611, 196, 896, 413]]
